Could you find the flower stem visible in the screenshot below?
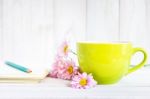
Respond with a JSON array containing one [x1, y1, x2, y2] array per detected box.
[[69, 50, 77, 55], [144, 64, 150, 67]]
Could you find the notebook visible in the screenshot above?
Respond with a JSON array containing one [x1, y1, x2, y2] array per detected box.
[[0, 62, 49, 83]]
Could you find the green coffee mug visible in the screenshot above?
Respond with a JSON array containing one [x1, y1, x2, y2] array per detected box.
[[77, 42, 147, 84]]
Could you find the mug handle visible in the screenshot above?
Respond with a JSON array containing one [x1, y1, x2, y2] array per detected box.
[[127, 47, 147, 74]]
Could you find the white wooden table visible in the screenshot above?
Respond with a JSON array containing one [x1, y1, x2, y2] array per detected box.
[[0, 67, 150, 99]]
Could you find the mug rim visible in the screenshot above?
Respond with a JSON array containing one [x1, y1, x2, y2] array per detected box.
[[77, 41, 132, 44]]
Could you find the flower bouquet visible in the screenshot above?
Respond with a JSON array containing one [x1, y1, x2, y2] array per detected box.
[[47, 41, 97, 89]]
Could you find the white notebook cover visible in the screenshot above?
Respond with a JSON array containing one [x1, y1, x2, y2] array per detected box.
[[0, 62, 49, 82]]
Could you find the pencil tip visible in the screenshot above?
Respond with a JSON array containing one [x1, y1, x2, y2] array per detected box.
[[27, 70, 32, 73]]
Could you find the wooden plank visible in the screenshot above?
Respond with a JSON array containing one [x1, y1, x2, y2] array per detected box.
[[2, 0, 15, 61], [17, 0, 53, 68], [145, 0, 150, 64], [42, 0, 54, 68], [86, 0, 119, 42], [2, 0, 54, 68], [1, 78, 150, 98], [53, 0, 86, 50], [120, 0, 150, 64], [0, 0, 3, 60]]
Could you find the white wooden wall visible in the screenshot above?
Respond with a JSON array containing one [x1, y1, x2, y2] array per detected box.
[[87, 0, 119, 42], [0, 0, 86, 69], [87, 0, 150, 64], [0, 0, 149, 69]]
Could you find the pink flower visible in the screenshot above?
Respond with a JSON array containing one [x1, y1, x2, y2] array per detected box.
[[71, 72, 97, 89], [57, 59, 78, 80], [47, 65, 58, 78], [48, 56, 66, 78], [58, 41, 69, 57], [48, 56, 78, 80]]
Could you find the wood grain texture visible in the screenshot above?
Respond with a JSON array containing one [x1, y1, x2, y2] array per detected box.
[[1, 76, 150, 99], [1, 0, 53, 68], [86, 0, 149, 64], [86, 0, 119, 42], [120, 0, 150, 64], [0, 0, 3, 60], [2, 0, 14, 61], [0, 0, 149, 67], [53, 0, 86, 50], [0, 0, 86, 68]]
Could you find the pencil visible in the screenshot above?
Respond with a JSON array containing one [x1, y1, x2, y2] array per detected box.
[[5, 61, 32, 73]]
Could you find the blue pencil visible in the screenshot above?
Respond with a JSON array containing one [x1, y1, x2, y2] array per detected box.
[[5, 61, 32, 73]]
